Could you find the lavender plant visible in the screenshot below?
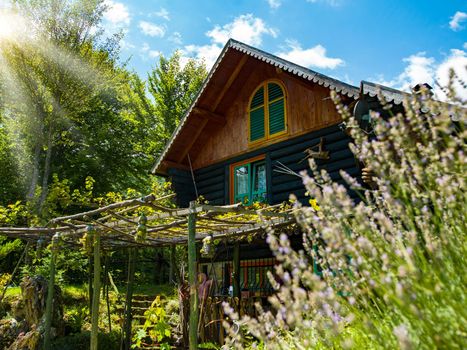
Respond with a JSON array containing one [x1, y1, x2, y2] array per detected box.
[[222, 79, 466, 349]]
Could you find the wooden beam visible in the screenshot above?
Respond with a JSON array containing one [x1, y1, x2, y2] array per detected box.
[[123, 248, 135, 350], [163, 160, 190, 171], [43, 238, 57, 350], [90, 230, 101, 350], [192, 107, 226, 126], [188, 201, 199, 350], [176, 117, 209, 163], [211, 54, 248, 111], [233, 243, 240, 299]]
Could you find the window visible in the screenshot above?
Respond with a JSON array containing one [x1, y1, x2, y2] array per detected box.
[[230, 156, 267, 205], [249, 81, 287, 143]]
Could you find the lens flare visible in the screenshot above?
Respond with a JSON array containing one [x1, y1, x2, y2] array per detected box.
[[0, 9, 25, 43]]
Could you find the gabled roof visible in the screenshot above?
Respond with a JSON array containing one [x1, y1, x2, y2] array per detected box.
[[360, 80, 409, 105], [151, 39, 360, 175]]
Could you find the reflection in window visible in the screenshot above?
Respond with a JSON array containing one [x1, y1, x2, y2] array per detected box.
[[233, 160, 267, 205]]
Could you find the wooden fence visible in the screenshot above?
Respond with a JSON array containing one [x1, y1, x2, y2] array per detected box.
[[198, 296, 270, 344]]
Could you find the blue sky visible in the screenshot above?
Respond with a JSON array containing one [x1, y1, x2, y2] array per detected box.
[[31, 1, 467, 97]]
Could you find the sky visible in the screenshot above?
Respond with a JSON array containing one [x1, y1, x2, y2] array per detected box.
[[102, 0, 467, 97], [3, 0, 467, 97]]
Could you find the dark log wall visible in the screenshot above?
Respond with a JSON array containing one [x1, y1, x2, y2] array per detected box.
[[169, 123, 361, 208]]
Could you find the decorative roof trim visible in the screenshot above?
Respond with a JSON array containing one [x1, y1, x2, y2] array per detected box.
[[152, 39, 360, 175], [360, 80, 409, 105]]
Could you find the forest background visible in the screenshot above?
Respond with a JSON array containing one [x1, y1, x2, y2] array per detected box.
[[0, 0, 207, 285]]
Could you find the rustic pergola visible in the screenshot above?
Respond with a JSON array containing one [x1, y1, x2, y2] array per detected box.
[[0, 194, 295, 350]]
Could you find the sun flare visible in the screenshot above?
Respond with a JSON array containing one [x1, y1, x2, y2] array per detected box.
[[0, 10, 25, 43]]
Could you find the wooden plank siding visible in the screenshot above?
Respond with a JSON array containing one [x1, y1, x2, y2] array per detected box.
[[168, 124, 361, 208], [189, 61, 342, 170]]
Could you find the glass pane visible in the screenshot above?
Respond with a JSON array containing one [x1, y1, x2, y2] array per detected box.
[[235, 165, 249, 196], [253, 163, 266, 193], [252, 162, 267, 202]]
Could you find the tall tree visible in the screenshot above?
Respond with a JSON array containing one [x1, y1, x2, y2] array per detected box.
[[0, 0, 150, 213], [147, 51, 207, 155], [0, 112, 23, 204]]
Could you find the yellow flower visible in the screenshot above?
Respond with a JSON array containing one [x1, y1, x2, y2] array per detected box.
[[309, 198, 320, 211]]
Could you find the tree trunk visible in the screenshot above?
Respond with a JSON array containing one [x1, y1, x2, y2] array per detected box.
[[26, 92, 46, 204], [38, 124, 53, 214], [26, 141, 41, 201]]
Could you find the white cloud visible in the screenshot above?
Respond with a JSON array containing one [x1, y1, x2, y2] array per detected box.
[[120, 39, 135, 51], [372, 49, 467, 100], [139, 21, 166, 37], [152, 8, 170, 21], [306, 0, 342, 6], [435, 49, 467, 99], [449, 11, 467, 31], [206, 14, 277, 47], [464, 42, 467, 50], [141, 43, 161, 60], [168, 32, 182, 45], [103, 0, 130, 26], [184, 43, 219, 68], [276, 40, 344, 69], [399, 52, 436, 91], [267, 0, 281, 9], [183, 14, 277, 68]]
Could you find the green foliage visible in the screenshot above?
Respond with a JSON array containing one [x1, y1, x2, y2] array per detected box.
[[63, 306, 88, 334], [148, 50, 207, 150], [0, 1, 207, 212], [199, 342, 222, 349], [132, 295, 172, 349], [0, 116, 23, 204], [0, 237, 22, 259]]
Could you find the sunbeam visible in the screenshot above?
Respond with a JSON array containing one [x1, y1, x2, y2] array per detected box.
[[0, 9, 27, 45]]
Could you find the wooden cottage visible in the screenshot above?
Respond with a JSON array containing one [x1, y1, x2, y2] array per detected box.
[[151, 39, 407, 309]]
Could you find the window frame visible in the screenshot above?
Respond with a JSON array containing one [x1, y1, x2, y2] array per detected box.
[[247, 79, 288, 146], [229, 155, 267, 205]]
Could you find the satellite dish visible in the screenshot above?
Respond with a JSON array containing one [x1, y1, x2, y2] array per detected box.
[[353, 99, 373, 133], [353, 99, 370, 120]]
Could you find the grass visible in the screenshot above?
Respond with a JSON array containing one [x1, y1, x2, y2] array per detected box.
[[2, 286, 20, 299]]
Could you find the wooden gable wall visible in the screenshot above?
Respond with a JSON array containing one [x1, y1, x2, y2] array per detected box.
[[190, 59, 343, 170]]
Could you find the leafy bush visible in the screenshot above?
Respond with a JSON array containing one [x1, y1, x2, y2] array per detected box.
[[132, 295, 172, 349], [223, 82, 466, 349]]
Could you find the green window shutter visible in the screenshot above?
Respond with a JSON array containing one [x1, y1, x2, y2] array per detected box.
[[250, 107, 265, 141], [268, 98, 285, 135], [268, 83, 284, 101], [251, 87, 264, 109], [250, 87, 265, 142]]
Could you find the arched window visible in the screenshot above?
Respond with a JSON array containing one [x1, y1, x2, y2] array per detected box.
[[249, 81, 287, 143]]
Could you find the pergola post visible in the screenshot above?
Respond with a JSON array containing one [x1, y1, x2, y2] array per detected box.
[[233, 243, 240, 299], [188, 201, 198, 350], [43, 236, 58, 350], [90, 230, 101, 350], [123, 248, 135, 350]]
